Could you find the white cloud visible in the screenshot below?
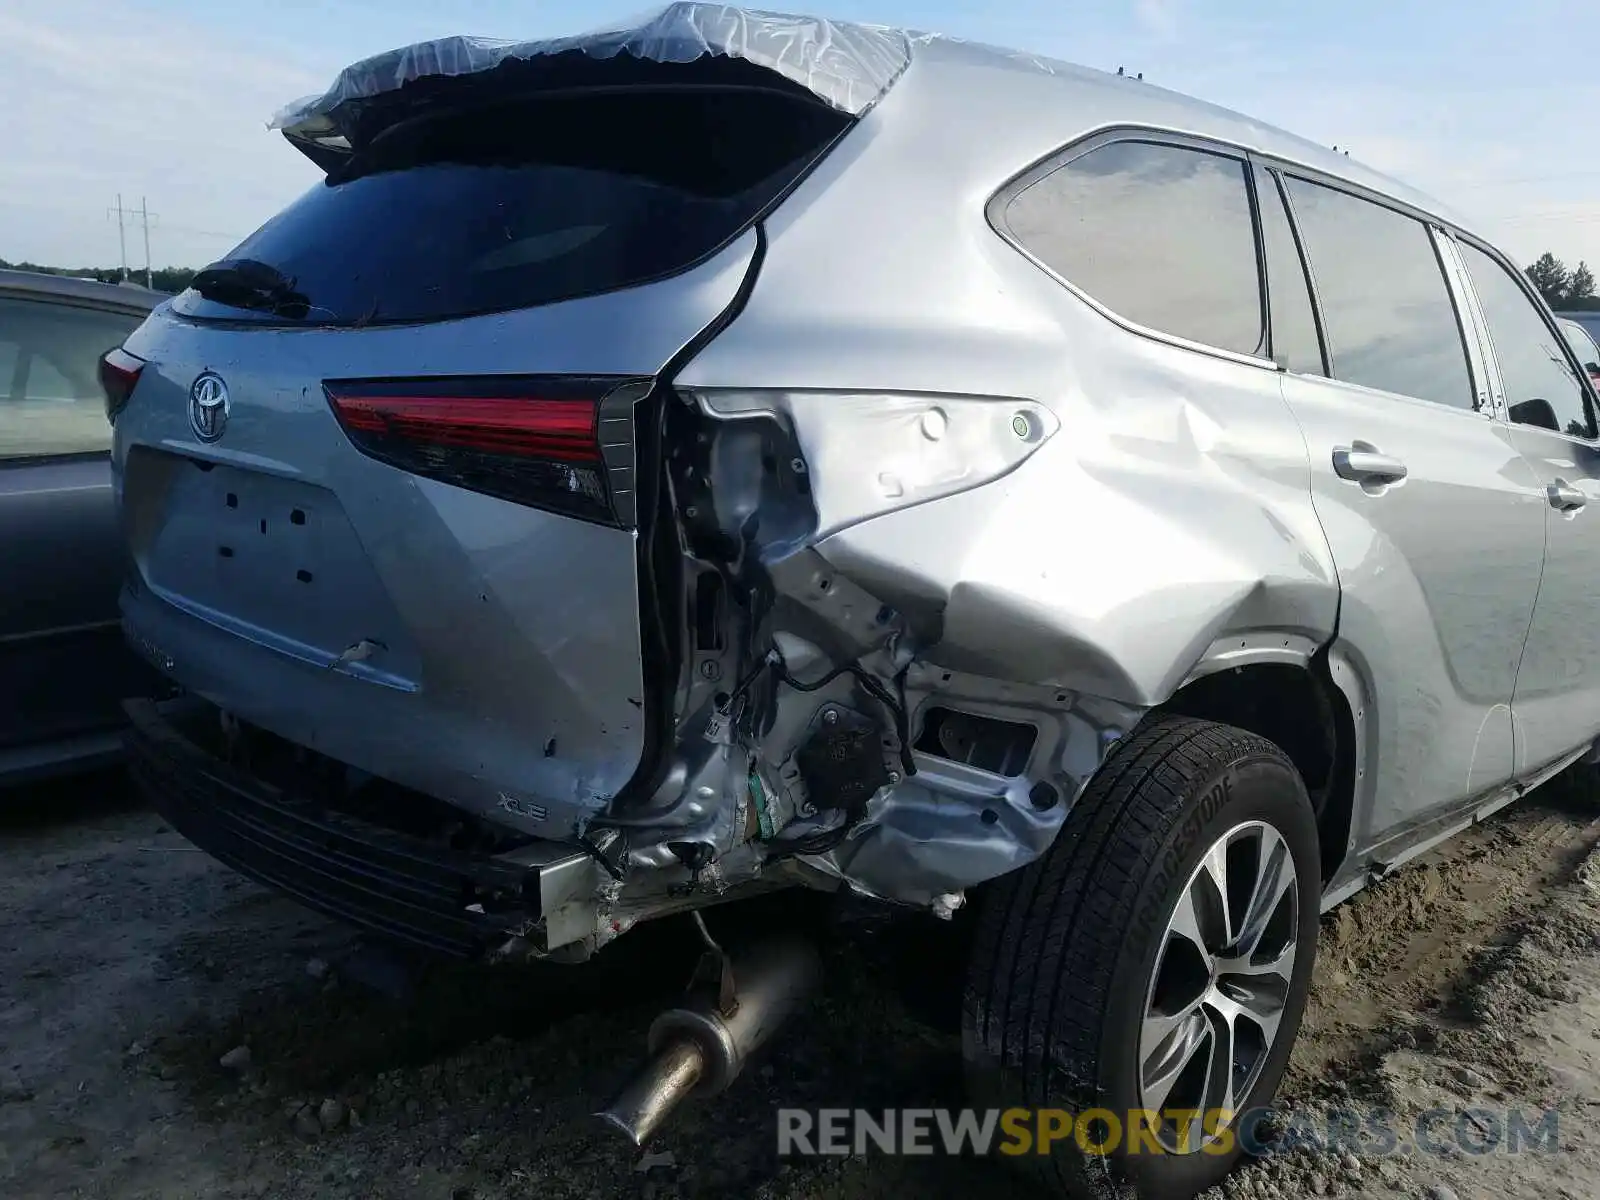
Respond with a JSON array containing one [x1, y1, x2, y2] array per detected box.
[[0, 0, 327, 268]]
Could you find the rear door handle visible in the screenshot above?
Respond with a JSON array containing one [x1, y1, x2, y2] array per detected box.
[[1548, 480, 1588, 513], [1332, 442, 1408, 485]]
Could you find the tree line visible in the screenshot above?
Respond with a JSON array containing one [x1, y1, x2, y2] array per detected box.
[[0, 258, 197, 296], [1525, 252, 1600, 311]]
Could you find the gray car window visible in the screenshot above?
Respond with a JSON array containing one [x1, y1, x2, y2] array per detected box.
[[1562, 321, 1600, 369], [1283, 177, 1474, 411], [1005, 140, 1265, 357], [1257, 168, 1325, 375], [1459, 245, 1595, 438], [0, 297, 142, 459]]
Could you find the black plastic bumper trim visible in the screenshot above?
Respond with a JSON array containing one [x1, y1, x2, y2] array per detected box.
[[123, 697, 534, 959]]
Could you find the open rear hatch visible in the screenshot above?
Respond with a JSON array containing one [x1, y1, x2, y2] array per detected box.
[[113, 36, 870, 837]]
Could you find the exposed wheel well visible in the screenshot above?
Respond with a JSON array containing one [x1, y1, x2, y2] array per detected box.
[[1161, 659, 1356, 882]]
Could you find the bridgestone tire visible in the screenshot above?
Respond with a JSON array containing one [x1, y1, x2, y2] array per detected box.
[[963, 715, 1321, 1200]]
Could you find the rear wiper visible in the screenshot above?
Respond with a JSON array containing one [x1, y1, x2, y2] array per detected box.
[[190, 258, 311, 319]]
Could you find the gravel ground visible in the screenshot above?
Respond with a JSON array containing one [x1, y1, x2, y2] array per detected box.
[[4, 767, 1600, 1200]]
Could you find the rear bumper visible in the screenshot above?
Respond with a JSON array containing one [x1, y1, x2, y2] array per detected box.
[[123, 696, 566, 958], [117, 574, 643, 839]]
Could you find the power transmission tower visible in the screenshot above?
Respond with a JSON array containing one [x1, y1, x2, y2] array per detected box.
[[138, 197, 156, 288], [108, 195, 160, 286], [108, 194, 128, 282]]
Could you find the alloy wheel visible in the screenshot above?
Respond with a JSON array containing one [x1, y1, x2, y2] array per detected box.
[[1137, 820, 1300, 1152]]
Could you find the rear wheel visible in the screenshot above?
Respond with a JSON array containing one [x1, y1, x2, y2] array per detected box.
[[963, 715, 1320, 1199]]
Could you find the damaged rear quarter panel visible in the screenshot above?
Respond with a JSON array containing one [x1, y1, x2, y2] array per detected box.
[[811, 348, 1339, 707], [659, 47, 1337, 908], [664, 43, 1341, 907], [677, 46, 1340, 714]]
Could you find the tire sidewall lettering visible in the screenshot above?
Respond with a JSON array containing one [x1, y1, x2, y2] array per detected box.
[[1129, 771, 1236, 961]]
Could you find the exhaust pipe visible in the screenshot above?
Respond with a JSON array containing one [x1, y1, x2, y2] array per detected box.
[[597, 936, 820, 1145]]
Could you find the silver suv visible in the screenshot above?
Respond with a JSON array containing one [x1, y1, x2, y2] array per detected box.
[[108, 6, 1600, 1197]]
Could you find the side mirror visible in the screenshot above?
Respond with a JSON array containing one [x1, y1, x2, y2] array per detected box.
[[1510, 397, 1561, 431]]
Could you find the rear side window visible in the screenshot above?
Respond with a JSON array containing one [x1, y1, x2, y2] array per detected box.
[[1282, 177, 1473, 411], [184, 88, 847, 326], [1459, 242, 1596, 438], [1255, 168, 1325, 376], [0, 297, 143, 459], [1004, 140, 1265, 357]]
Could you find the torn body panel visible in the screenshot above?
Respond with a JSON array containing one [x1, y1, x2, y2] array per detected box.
[[598, 378, 1327, 906], [814, 664, 1143, 906], [567, 353, 1333, 926]]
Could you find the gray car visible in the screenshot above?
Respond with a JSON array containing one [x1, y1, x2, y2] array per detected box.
[[108, 5, 1600, 1195], [1555, 308, 1600, 347], [0, 269, 162, 783], [1561, 317, 1600, 390]]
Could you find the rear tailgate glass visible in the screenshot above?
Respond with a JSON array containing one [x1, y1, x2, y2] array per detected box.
[[180, 85, 848, 327]]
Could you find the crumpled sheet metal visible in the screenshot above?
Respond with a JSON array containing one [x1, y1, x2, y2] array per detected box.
[[811, 679, 1148, 907], [270, 2, 914, 135]]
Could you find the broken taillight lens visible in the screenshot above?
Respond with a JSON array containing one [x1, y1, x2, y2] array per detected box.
[[99, 346, 146, 424], [324, 377, 636, 525]]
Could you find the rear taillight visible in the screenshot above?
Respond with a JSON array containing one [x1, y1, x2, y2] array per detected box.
[[324, 377, 640, 525], [99, 347, 145, 423]]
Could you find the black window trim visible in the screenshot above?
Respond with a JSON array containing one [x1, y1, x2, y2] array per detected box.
[[1249, 160, 1331, 378], [1264, 161, 1488, 420], [986, 125, 1278, 371], [1448, 229, 1600, 445]]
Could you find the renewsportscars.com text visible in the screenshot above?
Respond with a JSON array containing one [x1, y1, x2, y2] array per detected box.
[[776, 1106, 1560, 1158]]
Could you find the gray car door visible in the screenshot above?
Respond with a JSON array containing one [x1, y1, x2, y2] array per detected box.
[[1263, 167, 1546, 860], [1452, 236, 1600, 777], [0, 291, 149, 758]]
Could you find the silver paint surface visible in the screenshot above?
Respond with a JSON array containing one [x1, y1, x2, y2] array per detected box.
[[116, 231, 759, 837]]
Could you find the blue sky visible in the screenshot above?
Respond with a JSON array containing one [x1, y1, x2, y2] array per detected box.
[[3, 0, 1598, 272]]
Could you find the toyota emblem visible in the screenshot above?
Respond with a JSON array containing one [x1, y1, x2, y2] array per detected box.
[[188, 372, 230, 442]]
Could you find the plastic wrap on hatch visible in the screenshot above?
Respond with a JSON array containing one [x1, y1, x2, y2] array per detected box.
[[270, 2, 914, 136]]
